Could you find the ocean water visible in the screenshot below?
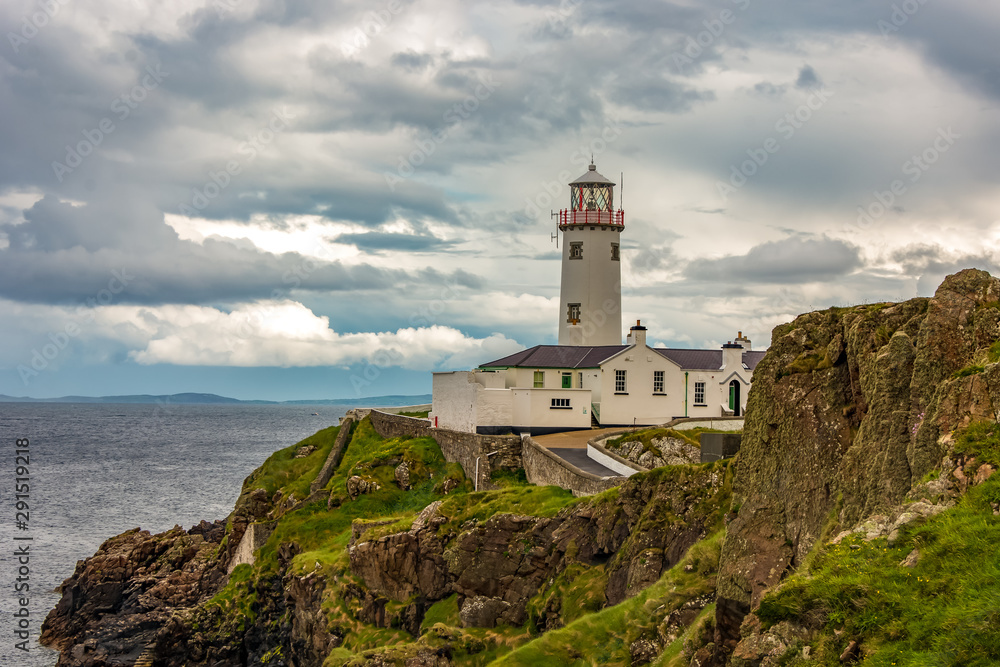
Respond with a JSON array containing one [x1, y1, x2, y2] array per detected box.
[[0, 403, 348, 667]]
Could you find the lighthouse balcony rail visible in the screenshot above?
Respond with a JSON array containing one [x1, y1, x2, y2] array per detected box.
[[557, 209, 625, 229]]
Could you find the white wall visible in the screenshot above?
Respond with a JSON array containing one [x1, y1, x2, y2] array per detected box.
[[476, 388, 513, 428], [511, 388, 591, 431], [598, 346, 682, 426], [558, 225, 623, 346], [431, 371, 478, 432]]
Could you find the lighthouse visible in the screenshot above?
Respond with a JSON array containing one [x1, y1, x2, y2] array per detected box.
[[557, 161, 624, 346]]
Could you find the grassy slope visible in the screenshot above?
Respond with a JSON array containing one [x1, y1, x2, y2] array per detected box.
[[755, 423, 1000, 666]]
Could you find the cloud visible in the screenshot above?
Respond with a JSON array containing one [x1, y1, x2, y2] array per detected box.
[[795, 65, 822, 90], [0, 196, 480, 304], [685, 237, 863, 285], [125, 300, 524, 369]]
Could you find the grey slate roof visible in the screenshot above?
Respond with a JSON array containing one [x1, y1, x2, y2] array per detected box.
[[480, 345, 627, 369], [480, 345, 768, 371], [656, 348, 768, 371]]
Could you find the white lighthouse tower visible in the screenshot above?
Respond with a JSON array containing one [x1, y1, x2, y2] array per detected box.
[[557, 162, 624, 346]]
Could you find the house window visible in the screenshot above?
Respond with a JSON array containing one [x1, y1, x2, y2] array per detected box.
[[615, 369, 627, 393], [653, 370, 664, 394], [533, 371, 544, 388], [694, 381, 706, 405], [569, 242, 583, 259], [578, 372, 584, 388], [562, 372, 572, 389], [611, 243, 620, 261], [550, 397, 571, 409], [567, 303, 581, 324]]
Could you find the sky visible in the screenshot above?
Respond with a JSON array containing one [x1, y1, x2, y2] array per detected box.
[[1, 0, 998, 401]]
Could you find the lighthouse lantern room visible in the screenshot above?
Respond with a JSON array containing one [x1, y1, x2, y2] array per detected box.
[[557, 162, 625, 346]]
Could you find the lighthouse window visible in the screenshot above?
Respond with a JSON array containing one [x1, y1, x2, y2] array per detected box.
[[569, 242, 583, 259], [567, 303, 581, 323], [611, 243, 620, 261]]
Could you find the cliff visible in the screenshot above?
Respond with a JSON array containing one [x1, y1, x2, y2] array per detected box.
[[714, 268, 1000, 662]]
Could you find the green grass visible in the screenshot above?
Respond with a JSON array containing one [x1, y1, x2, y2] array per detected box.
[[243, 424, 341, 500], [492, 531, 724, 666], [756, 475, 1000, 665], [988, 341, 1000, 364], [952, 363, 986, 378], [257, 418, 460, 575], [954, 420, 1000, 467], [398, 410, 430, 418], [433, 484, 576, 538]]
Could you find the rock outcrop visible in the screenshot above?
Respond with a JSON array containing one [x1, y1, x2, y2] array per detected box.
[[714, 269, 1000, 658], [40, 521, 227, 667], [350, 462, 732, 631]]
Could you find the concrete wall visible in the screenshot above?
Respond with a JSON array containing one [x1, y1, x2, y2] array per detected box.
[[227, 521, 275, 574], [587, 434, 645, 477], [522, 436, 625, 497]]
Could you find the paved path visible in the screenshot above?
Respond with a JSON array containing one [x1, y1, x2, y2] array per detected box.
[[532, 427, 627, 449], [547, 447, 619, 477]]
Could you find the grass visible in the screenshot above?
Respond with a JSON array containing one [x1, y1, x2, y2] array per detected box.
[[398, 410, 430, 418], [952, 363, 986, 378], [755, 474, 1000, 665], [432, 483, 576, 538], [492, 531, 724, 666], [954, 420, 1000, 467], [243, 424, 341, 500]]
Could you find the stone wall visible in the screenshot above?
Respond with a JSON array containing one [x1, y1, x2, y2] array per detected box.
[[522, 436, 625, 497], [363, 410, 522, 491], [310, 416, 356, 495]]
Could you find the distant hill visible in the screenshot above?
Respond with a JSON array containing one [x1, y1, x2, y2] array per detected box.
[[0, 392, 432, 407]]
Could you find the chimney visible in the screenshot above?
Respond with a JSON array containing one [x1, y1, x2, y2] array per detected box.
[[735, 330, 751, 351], [628, 319, 647, 347]]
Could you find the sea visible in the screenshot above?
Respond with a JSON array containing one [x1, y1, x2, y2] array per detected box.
[[0, 402, 351, 667]]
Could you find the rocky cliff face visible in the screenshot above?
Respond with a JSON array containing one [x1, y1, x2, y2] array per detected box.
[[39, 521, 228, 667], [349, 462, 731, 634], [714, 269, 1000, 657]]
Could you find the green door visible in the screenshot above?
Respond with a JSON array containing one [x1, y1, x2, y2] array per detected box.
[[562, 373, 572, 388]]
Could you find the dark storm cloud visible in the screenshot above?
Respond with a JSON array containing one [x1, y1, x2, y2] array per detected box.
[[795, 65, 821, 90], [685, 237, 863, 284], [0, 196, 480, 305]]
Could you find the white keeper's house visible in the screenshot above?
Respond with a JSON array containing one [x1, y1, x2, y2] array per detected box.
[[430, 162, 765, 435]]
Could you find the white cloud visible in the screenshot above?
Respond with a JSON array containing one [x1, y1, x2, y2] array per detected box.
[[124, 300, 523, 369]]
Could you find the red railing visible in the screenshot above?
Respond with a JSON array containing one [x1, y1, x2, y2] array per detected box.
[[557, 209, 625, 227]]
